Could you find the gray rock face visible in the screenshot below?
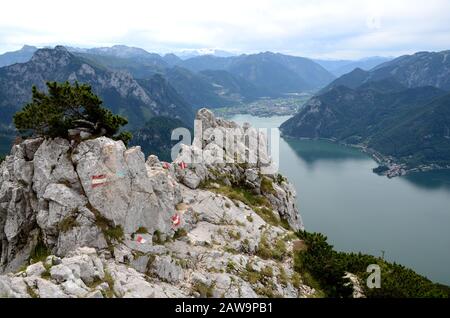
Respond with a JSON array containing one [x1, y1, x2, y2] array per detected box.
[[72, 137, 180, 234], [0, 247, 105, 298], [0, 136, 182, 273], [149, 255, 184, 283], [263, 178, 304, 231], [0, 108, 311, 298], [174, 108, 303, 231]]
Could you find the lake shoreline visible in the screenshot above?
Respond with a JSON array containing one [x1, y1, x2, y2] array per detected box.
[[281, 134, 450, 179], [223, 110, 450, 178]]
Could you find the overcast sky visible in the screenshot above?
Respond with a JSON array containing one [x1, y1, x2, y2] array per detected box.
[[1, 0, 449, 59]]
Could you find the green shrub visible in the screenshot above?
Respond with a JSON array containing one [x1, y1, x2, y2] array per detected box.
[[261, 177, 276, 195], [254, 207, 280, 227], [193, 282, 214, 298], [173, 228, 187, 239], [58, 215, 79, 233], [278, 266, 289, 286], [276, 174, 286, 185], [295, 230, 450, 298], [103, 270, 116, 298], [135, 227, 149, 234], [94, 212, 124, 243], [103, 225, 124, 243], [30, 236, 51, 264], [256, 233, 273, 260], [152, 230, 163, 245], [201, 181, 271, 211], [261, 265, 274, 278], [272, 238, 288, 261], [226, 261, 236, 273], [26, 286, 39, 298], [41, 262, 52, 280], [229, 230, 241, 240]]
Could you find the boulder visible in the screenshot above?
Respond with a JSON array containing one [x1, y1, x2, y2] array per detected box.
[[25, 262, 46, 277]]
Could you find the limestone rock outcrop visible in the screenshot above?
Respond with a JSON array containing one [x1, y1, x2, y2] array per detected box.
[[175, 108, 303, 231], [0, 108, 309, 298]]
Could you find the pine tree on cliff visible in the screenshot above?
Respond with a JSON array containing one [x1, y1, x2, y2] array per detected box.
[[13, 81, 132, 145]]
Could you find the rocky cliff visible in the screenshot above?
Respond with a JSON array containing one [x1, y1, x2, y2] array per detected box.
[[0, 109, 310, 298]]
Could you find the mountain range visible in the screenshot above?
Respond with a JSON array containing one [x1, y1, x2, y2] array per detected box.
[[0, 45, 341, 109], [73, 50, 336, 105], [1, 45, 396, 109], [0, 45, 339, 157], [0, 46, 194, 159], [281, 50, 450, 175], [173, 52, 335, 92], [2, 44, 450, 173], [323, 50, 450, 92], [314, 56, 392, 77]]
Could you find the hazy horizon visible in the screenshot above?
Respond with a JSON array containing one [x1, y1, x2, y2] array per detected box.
[[0, 43, 403, 61], [1, 0, 449, 59]]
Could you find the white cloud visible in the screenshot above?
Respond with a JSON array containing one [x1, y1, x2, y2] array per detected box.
[[0, 0, 449, 59]]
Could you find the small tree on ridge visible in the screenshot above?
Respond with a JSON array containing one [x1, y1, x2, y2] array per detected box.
[[13, 81, 132, 145]]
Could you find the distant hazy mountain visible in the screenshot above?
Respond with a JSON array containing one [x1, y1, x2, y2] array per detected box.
[[281, 80, 444, 140], [69, 45, 160, 59], [176, 55, 233, 72], [0, 46, 193, 130], [178, 52, 335, 93], [69, 50, 257, 108], [69, 45, 169, 74], [324, 50, 450, 92], [162, 53, 183, 66], [0, 45, 38, 67], [0, 45, 337, 112], [73, 52, 166, 79], [314, 57, 392, 77], [176, 49, 237, 60], [280, 50, 450, 172], [130, 116, 191, 161], [199, 69, 267, 101], [164, 66, 234, 108], [227, 53, 312, 94]]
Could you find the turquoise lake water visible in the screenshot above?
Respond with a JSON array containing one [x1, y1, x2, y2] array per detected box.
[[229, 114, 450, 285]]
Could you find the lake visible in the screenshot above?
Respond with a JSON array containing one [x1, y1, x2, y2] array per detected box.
[[228, 114, 450, 286]]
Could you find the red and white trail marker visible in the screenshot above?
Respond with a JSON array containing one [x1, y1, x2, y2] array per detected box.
[[136, 235, 146, 244], [178, 161, 187, 170], [162, 162, 171, 170], [91, 175, 108, 188], [171, 214, 181, 228]]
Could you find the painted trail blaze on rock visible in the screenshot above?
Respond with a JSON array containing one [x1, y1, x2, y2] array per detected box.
[[171, 214, 181, 228], [136, 235, 146, 244], [178, 161, 187, 170], [162, 162, 171, 169], [91, 174, 108, 188]]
